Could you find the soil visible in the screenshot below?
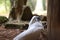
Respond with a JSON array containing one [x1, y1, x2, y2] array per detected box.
[[0, 25, 23, 40]]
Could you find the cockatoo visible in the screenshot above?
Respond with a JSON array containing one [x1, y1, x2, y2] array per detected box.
[[13, 16, 44, 40]]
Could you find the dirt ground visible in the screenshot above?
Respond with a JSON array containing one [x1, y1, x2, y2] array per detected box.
[[0, 25, 47, 40], [0, 25, 23, 40]]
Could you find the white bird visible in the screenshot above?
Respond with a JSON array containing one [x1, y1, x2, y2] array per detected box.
[[13, 16, 44, 40]]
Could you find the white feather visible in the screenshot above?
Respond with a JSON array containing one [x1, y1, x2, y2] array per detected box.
[[13, 16, 44, 40]]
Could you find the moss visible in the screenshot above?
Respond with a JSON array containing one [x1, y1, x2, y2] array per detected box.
[[0, 16, 8, 24]]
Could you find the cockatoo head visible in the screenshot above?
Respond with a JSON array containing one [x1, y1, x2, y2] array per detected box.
[[29, 16, 41, 26]]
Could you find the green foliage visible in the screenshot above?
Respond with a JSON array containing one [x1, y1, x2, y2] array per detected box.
[[0, 0, 11, 14], [43, 0, 46, 10], [27, 0, 46, 11], [0, 0, 10, 6], [0, 0, 4, 4], [6, 0, 11, 7], [0, 16, 8, 24], [27, 0, 36, 11]]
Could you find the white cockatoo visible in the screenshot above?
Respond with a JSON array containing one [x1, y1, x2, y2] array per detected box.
[[13, 16, 44, 40]]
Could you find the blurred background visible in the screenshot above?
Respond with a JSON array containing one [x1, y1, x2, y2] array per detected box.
[[0, 0, 47, 40], [0, 0, 47, 18]]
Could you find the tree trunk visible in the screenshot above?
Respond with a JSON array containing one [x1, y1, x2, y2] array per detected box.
[[9, 0, 24, 20], [47, 0, 60, 40]]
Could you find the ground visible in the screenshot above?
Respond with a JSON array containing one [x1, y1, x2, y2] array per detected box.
[[0, 25, 47, 40], [0, 25, 23, 40]]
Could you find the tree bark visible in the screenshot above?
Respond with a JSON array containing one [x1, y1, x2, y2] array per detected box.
[[47, 0, 60, 40], [9, 0, 24, 20]]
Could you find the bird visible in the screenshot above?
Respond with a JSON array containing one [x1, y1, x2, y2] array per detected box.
[[13, 16, 44, 40]]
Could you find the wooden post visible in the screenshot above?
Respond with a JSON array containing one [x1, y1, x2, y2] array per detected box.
[[47, 0, 60, 40]]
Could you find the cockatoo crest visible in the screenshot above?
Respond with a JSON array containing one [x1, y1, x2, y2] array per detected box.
[[29, 16, 41, 26]]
